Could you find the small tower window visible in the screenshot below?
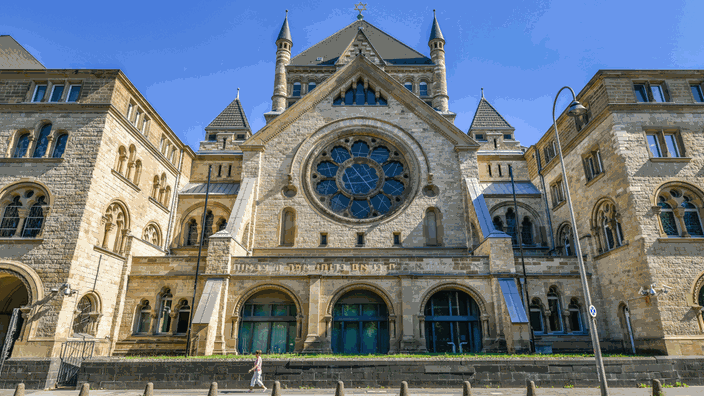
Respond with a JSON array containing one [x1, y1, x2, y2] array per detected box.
[[208, 134, 217, 141], [320, 233, 328, 246], [504, 134, 512, 140], [393, 232, 401, 246], [487, 164, 492, 177], [498, 165, 502, 177], [356, 232, 365, 246]]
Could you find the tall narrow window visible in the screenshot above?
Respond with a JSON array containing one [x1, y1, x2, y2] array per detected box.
[[202, 211, 214, 243], [157, 289, 173, 334], [487, 164, 492, 177], [355, 83, 365, 105], [492, 216, 504, 232], [646, 133, 662, 157], [357, 232, 365, 246], [49, 85, 64, 102], [419, 81, 428, 96], [691, 84, 704, 102], [521, 217, 533, 245], [498, 164, 502, 177], [682, 197, 704, 237], [650, 84, 666, 102], [175, 300, 190, 334], [32, 85, 46, 102], [66, 85, 81, 102], [136, 301, 151, 333], [13, 133, 30, 158], [404, 82, 413, 92], [393, 232, 400, 246], [547, 287, 563, 333], [664, 133, 681, 158], [505, 208, 517, 245], [21, 196, 46, 238], [280, 209, 295, 246], [426, 209, 438, 246], [634, 84, 648, 102], [529, 299, 545, 333], [308, 82, 316, 92], [0, 196, 22, 237], [568, 299, 584, 333], [292, 82, 301, 97], [52, 134, 68, 158], [320, 233, 328, 246], [217, 218, 227, 232], [32, 124, 52, 158], [186, 219, 198, 246]]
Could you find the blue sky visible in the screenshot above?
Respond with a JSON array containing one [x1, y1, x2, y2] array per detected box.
[[3, 1, 702, 149]]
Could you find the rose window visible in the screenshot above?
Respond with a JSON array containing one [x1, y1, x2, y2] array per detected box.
[[309, 136, 411, 220]]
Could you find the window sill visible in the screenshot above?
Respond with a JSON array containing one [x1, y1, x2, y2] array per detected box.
[[585, 172, 605, 187], [594, 241, 629, 260], [0, 237, 43, 244], [649, 157, 692, 163], [0, 157, 63, 163], [111, 169, 141, 192], [93, 245, 126, 260], [657, 236, 704, 243], [551, 200, 566, 212], [149, 197, 170, 214]]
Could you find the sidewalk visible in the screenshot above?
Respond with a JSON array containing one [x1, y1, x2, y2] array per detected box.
[[0, 387, 702, 396]]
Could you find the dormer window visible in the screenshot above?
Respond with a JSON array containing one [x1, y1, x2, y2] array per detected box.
[[475, 133, 485, 141], [292, 82, 301, 97], [504, 134, 512, 140], [208, 134, 217, 142]]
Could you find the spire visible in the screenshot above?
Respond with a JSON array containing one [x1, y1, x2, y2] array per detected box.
[[277, 10, 292, 43], [481, 87, 484, 98], [429, 9, 444, 42]]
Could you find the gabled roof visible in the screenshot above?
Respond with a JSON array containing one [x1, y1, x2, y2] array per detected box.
[[469, 97, 514, 130], [335, 27, 386, 67], [0, 35, 45, 69], [206, 98, 251, 131], [290, 20, 432, 66], [245, 55, 478, 148]]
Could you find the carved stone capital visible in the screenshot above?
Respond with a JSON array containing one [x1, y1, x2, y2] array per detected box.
[[651, 205, 662, 215]]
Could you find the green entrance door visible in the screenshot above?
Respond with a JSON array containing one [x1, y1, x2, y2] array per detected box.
[[331, 290, 389, 354]]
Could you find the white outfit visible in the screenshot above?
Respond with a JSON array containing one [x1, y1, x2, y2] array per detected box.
[[250, 356, 264, 388]]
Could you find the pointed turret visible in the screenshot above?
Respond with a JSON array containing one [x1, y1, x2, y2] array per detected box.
[[428, 10, 449, 112], [200, 88, 252, 152], [469, 90, 521, 152], [269, 11, 293, 116]]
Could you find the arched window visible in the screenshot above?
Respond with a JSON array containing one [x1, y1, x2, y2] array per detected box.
[[521, 217, 534, 245], [333, 290, 389, 354], [203, 210, 214, 243], [529, 298, 545, 334], [157, 288, 173, 334], [557, 224, 573, 256], [308, 82, 316, 93], [186, 219, 199, 246], [292, 82, 301, 97], [116, 146, 127, 174], [659, 186, 704, 237], [0, 196, 22, 237], [101, 202, 128, 253], [239, 290, 298, 354], [698, 284, 704, 307], [13, 133, 30, 158], [175, 300, 190, 334], [151, 176, 160, 199], [217, 218, 227, 232], [419, 81, 428, 96], [73, 295, 98, 336], [547, 287, 564, 333], [21, 196, 46, 238], [32, 124, 52, 158], [52, 134, 68, 158], [126, 145, 137, 180], [592, 200, 623, 253], [425, 209, 439, 246], [163, 186, 171, 206], [568, 298, 584, 333], [505, 208, 517, 245], [280, 209, 295, 246], [135, 300, 152, 334], [344, 86, 354, 105], [404, 81, 413, 92], [333, 82, 386, 106], [355, 83, 365, 105], [158, 174, 167, 203], [132, 160, 142, 185], [492, 216, 504, 232], [424, 289, 482, 353], [143, 223, 161, 246]]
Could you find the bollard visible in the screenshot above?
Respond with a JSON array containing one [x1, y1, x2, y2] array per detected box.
[[12, 383, 24, 396], [652, 379, 663, 396], [143, 382, 154, 396], [272, 381, 283, 396], [526, 380, 537, 396], [399, 381, 409, 396], [462, 381, 472, 396], [334, 380, 345, 396], [207, 382, 218, 396], [78, 383, 90, 396]]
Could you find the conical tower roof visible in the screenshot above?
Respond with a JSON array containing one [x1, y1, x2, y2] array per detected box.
[[277, 11, 292, 42], [429, 10, 444, 42], [469, 96, 513, 130]]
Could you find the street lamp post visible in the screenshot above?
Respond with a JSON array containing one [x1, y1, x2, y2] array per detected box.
[[551, 86, 609, 396]]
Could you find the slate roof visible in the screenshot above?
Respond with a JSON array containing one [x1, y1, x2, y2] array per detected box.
[[205, 98, 250, 131], [277, 14, 292, 42], [469, 98, 513, 130], [180, 183, 240, 195], [479, 182, 541, 196], [429, 14, 444, 42], [290, 20, 432, 66], [0, 35, 45, 69]]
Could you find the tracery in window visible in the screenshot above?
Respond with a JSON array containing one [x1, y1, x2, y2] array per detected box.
[[547, 287, 564, 333], [143, 223, 161, 246], [0, 196, 22, 237], [0, 184, 50, 238], [135, 300, 152, 334], [592, 200, 623, 253], [101, 202, 129, 253], [656, 185, 704, 237], [73, 294, 99, 336], [557, 223, 574, 256], [22, 196, 46, 238]]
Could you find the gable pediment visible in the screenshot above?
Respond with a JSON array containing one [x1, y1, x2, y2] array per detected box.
[[244, 55, 478, 148], [335, 28, 386, 67]]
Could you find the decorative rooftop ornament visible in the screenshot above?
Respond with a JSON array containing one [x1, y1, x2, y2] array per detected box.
[[354, 2, 367, 20]]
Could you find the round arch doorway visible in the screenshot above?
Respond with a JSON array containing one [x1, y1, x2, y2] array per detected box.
[[238, 290, 298, 354], [331, 290, 389, 354], [0, 273, 29, 356], [424, 289, 482, 353]]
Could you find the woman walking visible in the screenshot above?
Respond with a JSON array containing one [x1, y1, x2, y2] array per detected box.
[[248, 350, 268, 393]]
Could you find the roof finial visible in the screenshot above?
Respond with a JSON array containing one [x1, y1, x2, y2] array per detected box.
[[355, 2, 367, 20], [285, 9, 288, 17], [481, 87, 484, 98], [237, 87, 240, 100], [433, 9, 436, 16]]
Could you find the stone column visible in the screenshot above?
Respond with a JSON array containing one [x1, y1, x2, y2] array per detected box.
[[302, 276, 327, 353], [388, 314, 398, 353], [42, 136, 54, 158], [562, 309, 571, 333], [15, 208, 30, 237], [673, 207, 689, 237]]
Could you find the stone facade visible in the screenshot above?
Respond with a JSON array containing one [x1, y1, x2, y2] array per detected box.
[[1, 14, 703, 367]]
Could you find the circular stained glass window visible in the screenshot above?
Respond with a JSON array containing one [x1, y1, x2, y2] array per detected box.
[[309, 135, 412, 221]]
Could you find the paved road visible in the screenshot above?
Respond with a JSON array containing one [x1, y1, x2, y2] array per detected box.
[[0, 388, 702, 395]]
